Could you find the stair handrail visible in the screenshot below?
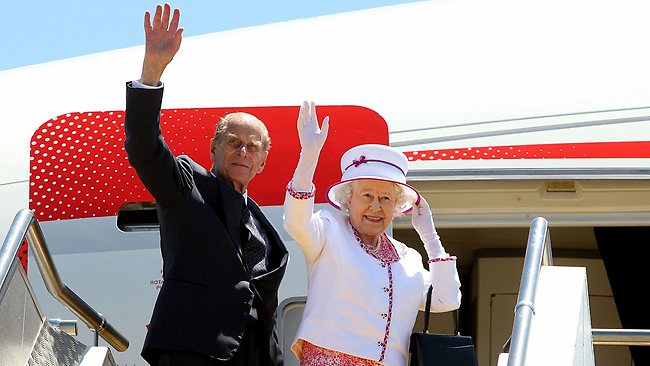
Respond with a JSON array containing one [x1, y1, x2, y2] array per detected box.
[[592, 329, 650, 346], [0, 208, 128, 352], [506, 216, 553, 366]]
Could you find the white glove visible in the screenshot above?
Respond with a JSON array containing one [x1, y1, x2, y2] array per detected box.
[[411, 197, 448, 259], [292, 101, 330, 191]]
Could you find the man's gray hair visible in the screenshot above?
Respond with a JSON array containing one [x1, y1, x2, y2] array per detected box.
[[214, 112, 271, 151]]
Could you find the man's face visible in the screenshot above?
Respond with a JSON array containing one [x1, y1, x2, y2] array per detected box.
[[210, 116, 268, 193]]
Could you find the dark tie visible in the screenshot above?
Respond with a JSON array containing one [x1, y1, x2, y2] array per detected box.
[[241, 204, 267, 278]]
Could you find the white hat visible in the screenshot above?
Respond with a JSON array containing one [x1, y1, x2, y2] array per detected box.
[[326, 144, 420, 214]]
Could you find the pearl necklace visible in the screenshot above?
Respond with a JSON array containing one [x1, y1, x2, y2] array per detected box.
[[349, 220, 380, 251], [365, 237, 381, 254], [348, 219, 400, 264]]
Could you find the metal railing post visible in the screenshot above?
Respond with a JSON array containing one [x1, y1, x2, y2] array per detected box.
[[507, 217, 552, 366]]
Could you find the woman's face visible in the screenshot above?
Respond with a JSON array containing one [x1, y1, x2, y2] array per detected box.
[[347, 180, 397, 242]]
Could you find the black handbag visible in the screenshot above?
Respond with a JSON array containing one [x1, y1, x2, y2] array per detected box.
[[409, 285, 478, 366]]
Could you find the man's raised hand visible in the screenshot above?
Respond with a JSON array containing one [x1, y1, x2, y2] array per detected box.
[[140, 3, 184, 86]]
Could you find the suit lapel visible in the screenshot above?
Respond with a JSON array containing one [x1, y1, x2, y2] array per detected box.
[[199, 169, 241, 246], [247, 198, 289, 268], [247, 199, 275, 247], [220, 183, 245, 250], [200, 168, 249, 276], [202, 167, 288, 280]]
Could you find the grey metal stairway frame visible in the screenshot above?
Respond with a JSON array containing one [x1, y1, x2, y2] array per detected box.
[[0, 208, 129, 352], [505, 217, 650, 366]]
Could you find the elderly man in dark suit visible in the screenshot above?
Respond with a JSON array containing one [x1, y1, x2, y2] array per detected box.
[[124, 4, 288, 365]]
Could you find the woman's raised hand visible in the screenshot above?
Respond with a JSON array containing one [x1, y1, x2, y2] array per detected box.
[[297, 101, 330, 156], [290, 101, 330, 191]]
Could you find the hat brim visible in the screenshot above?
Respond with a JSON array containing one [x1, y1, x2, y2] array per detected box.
[[326, 177, 420, 215]]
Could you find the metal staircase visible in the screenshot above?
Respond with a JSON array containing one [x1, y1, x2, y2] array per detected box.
[[0, 209, 127, 366], [498, 217, 650, 366]]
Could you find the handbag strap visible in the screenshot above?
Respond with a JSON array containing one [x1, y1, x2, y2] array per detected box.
[[422, 284, 461, 335], [422, 285, 433, 333]]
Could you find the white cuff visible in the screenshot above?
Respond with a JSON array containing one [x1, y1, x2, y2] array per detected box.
[[131, 80, 163, 89]]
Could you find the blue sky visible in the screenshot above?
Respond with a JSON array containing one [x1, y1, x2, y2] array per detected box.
[[4, 0, 424, 71]]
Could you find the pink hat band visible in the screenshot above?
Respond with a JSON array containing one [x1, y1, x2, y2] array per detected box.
[[344, 155, 406, 177]]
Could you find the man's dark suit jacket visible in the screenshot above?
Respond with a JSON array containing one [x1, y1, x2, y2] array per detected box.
[[124, 83, 289, 365]]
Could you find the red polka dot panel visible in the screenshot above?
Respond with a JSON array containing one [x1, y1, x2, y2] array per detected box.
[[404, 141, 650, 161], [29, 106, 389, 222]]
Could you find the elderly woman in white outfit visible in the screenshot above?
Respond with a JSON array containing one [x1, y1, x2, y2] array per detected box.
[[283, 101, 462, 366]]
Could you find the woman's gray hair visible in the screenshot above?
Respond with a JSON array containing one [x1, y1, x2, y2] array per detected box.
[[333, 181, 409, 218]]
